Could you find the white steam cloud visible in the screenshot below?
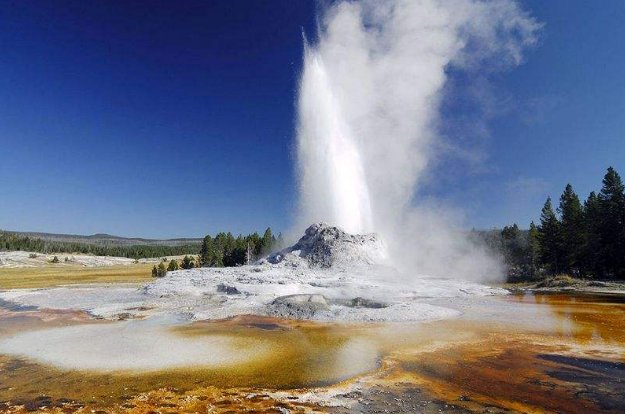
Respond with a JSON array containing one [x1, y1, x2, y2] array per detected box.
[[296, 0, 540, 281]]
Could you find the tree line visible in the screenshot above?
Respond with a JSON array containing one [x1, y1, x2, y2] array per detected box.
[[0, 227, 283, 267], [198, 228, 282, 267], [150, 228, 282, 277], [0, 232, 201, 259], [485, 167, 625, 281]]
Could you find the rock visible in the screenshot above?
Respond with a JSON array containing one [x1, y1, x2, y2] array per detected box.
[[268, 294, 331, 319], [216, 284, 240, 295], [332, 297, 388, 309]]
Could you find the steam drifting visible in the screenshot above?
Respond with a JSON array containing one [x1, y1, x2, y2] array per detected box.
[[296, 0, 540, 281]]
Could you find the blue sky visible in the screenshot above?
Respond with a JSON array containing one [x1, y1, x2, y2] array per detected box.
[[0, 0, 623, 238], [447, 0, 625, 229]]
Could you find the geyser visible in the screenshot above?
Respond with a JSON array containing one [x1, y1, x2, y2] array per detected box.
[[297, 48, 374, 235], [296, 0, 540, 280]]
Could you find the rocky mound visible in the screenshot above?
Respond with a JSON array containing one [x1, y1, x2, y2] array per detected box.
[[260, 223, 388, 269]]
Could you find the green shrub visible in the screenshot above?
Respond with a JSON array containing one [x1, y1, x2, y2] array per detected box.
[[152, 262, 167, 278], [181, 255, 195, 269], [167, 259, 179, 271]]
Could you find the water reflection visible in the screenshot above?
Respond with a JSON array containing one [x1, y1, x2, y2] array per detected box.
[[390, 293, 625, 414], [509, 292, 625, 345]]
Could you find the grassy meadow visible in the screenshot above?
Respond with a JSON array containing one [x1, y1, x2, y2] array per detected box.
[[0, 263, 154, 289]]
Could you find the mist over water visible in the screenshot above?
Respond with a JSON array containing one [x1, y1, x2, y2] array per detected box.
[[296, 0, 540, 281]]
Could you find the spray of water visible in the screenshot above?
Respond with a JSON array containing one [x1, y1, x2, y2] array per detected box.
[[296, 0, 540, 281], [297, 47, 374, 234]]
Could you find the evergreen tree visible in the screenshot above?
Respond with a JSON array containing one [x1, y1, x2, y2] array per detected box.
[[213, 233, 226, 267], [598, 167, 625, 278], [248, 232, 262, 257], [527, 221, 541, 278], [154, 262, 167, 277], [500, 224, 527, 280], [222, 233, 237, 266], [261, 227, 274, 255], [558, 184, 583, 274], [581, 191, 603, 277], [181, 255, 195, 269], [199, 235, 215, 267], [538, 197, 563, 274], [231, 235, 248, 265], [167, 259, 179, 271], [501, 224, 522, 259]]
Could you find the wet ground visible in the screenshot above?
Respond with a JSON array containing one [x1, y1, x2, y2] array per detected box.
[[0, 292, 623, 413]]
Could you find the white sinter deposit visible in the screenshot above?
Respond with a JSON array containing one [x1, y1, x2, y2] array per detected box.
[[0, 224, 505, 323], [0, 224, 507, 372], [0, 250, 156, 268]]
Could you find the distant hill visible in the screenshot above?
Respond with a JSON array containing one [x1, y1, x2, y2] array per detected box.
[[5, 231, 203, 247]]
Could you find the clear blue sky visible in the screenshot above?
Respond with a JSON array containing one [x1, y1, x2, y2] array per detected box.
[[0, 0, 623, 238]]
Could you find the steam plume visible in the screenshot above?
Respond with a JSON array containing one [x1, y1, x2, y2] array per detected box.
[[296, 0, 540, 281]]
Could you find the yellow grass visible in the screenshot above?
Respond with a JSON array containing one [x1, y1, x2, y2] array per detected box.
[[0, 263, 154, 289]]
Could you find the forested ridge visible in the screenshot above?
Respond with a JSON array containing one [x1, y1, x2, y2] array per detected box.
[[0, 231, 202, 259]]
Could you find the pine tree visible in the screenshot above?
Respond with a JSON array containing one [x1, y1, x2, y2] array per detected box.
[[181, 255, 195, 269], [598, 167, 625, 278], [261, 227, 274, 255], [155, 262, 167, 277], [581, 191, 602, 277], [213, 233, 226, 267], [231, 235, 247, 265], [538, 197, 562, 275], [558, 184, 583, 274], [222, 233, 237, 266], [167, 259, 179, 271], [500, 224, 526, 280], [248, 232, 262, 257], [199, 235, 214, 267], [527, 221, 541, 278]]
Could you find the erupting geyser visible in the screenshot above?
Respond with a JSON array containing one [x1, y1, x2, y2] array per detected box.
[[295, 0, 540, 280], [297, 50, 374, 234]]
